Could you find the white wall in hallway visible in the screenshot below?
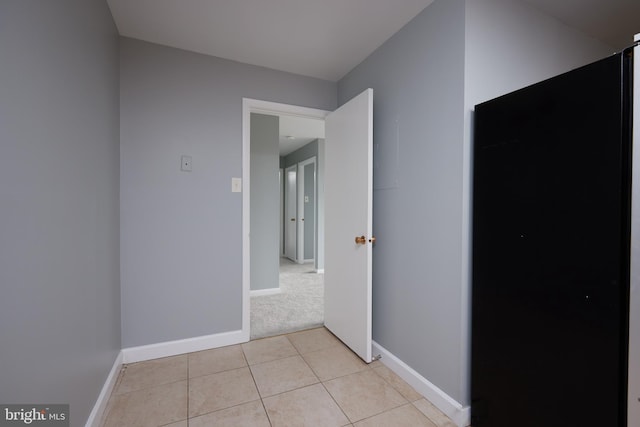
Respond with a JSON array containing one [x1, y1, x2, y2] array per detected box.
[[250, 113, 281, 291]]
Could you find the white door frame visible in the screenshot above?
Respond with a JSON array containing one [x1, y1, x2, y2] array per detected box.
[[297, 156, 317, 264], [242, 98, 329, 341], [279, 168, 284, 256]]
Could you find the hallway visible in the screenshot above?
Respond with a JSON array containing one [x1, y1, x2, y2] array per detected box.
[[250, 259, 323, 340]]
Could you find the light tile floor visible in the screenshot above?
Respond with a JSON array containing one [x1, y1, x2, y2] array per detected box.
[[101, 327, 457, 427]]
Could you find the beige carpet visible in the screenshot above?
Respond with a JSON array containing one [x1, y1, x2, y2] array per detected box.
[[250, 258, 324, 340]]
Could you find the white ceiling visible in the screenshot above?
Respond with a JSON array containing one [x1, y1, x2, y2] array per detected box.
[[523, 0, 640, 50], [106, 0, 639, 154], [107, 0, 435, 82], [278, 115, 325, 156], [107, 0, 639, 83]]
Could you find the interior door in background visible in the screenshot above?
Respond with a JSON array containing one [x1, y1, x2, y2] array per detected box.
[[297, 157, 317, 262], [284, 165, 297, 262]]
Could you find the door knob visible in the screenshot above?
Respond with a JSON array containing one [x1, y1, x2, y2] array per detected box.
[[290, 218, 296, 222], [355, 235, 376, 245]]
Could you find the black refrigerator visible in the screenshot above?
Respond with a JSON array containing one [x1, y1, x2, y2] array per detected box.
[[471, 50, 633, 427]]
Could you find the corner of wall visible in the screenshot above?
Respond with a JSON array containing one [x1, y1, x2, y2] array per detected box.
[[84, 351, 123, 427], [372, 341, 471, 427]]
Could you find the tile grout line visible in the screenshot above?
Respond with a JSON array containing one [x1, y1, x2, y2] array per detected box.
[[185, 399, 267, 423], [320, 360, 415, 425], [319, 380, 352, 425], [248, 333, 354, 425], [244, 340, 274, 426], [111, 377, 187, 397], [367, 368, 418, 421], [368, 365, 453, 426], [259, 394, 274, 426]]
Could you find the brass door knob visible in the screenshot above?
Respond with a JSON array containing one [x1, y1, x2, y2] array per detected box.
[[369, 236, 376, 244], [355, 235, 366, 245]]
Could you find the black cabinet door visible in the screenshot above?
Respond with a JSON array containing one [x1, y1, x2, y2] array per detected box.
[[471, 52, 631, 427]]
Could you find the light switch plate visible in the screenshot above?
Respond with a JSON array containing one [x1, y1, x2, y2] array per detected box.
[[232, 177, 242, 192], [181, 155, 192, 172]]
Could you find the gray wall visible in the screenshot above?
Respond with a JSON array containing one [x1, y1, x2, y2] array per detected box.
[[120, 38, 337, 347], [250, 114, 280, 290], [284, 140, 319, 167], [0, 0, 121, 425], [338, 0, 613, 406]]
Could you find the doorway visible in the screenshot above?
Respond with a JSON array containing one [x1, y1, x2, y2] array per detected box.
[[243, 89, 374, 361], [243, 99, 328, 340], [244, 90, 374, 361]]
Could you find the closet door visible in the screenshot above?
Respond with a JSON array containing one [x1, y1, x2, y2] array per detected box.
[[284, 165, 297, 262]]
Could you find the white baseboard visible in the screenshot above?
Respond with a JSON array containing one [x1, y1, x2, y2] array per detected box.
[[85, 350, 123, 427], [122, 329, 246, 364], [372, 341, 471, 427], [316, 269, 325, 274], [250, 288, 282, 297]]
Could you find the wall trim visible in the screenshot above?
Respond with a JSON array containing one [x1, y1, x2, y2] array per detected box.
[[122, 329, 246, 364], [85, 351, 123, 427], [372, 341, 471, 427], [315, 268, 325, 274], [250, 288, 282, 297]]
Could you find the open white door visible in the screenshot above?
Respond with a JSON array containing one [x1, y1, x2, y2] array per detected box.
[[324, 88, 373, 362]]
